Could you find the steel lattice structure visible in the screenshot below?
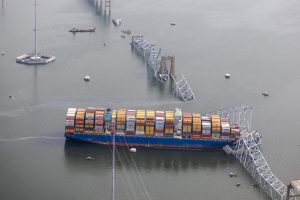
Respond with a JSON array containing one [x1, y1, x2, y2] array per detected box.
[[173, 74, 195, 101], [213, 106, 294, 200], [131, 35, 195, 101]]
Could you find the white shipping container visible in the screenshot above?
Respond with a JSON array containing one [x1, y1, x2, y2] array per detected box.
[[136, 132, 145, 136], [202, 130, 211, 134], [221, 136, 230, 140], [68, 108, 77, 112], [116, 131, 125, 136], [202, 116, 210, 121], [154, 132, 164, 137], [66, 120, 75, 126], [156, 116, 165, 121], [95, 126, 103, 130]]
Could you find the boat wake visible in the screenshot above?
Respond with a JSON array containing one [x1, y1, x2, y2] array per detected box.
[[0, 136, 64, 142]]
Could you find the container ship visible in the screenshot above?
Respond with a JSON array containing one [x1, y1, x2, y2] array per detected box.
[[64, 107, 240, 149]]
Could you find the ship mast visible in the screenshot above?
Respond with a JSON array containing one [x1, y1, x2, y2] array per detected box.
[[111, 131, 115, 200], [34, 0, 37, 58]]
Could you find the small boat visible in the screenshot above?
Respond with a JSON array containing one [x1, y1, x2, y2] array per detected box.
[[69, 27, 96, 33], [129, 148, 137, 153], [170, 23, 176, 26], [262, 92, 269, 97]]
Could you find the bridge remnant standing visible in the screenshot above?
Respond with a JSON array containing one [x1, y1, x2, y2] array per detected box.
[[104, 0, 111, 14], [131, 35, 194, 102]]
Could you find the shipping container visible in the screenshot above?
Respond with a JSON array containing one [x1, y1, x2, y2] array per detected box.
[[155, 111, 165, 134], [182, 112, 192, 136], [126, 109, 136, 135], [192, 113, 201, 134], [145, 110, 155, 136], [136, 110, 145, 135], [174, 108, 182, 135]]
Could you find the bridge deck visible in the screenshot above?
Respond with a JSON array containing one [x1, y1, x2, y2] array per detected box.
[[291, 180, 300, 194]]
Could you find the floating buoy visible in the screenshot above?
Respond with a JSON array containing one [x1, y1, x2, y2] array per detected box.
[[121, 30, 131, 35], [84, 75, 90, 82], [112, 18, 122, 26], [252, 183, 259, 187], [129, 148, 137, 153], [229, 172, 238, 177], [262, 92, 269, 97], [85, 156, 94, 160], [9, 95, 16, 100], [225, 73, 231, 79]]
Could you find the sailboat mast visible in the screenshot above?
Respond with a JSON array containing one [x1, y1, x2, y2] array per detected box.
[[34, 0, 37, 57], [111, 131, 115, 200]]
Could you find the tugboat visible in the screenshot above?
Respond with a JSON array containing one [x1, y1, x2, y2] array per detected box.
[[69, 27, 96, 33]]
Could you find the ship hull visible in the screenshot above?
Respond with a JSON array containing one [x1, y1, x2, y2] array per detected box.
[[65, 134, 235, 149]]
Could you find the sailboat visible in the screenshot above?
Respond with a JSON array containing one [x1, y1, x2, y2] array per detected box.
[[16, 0, 55, 65]]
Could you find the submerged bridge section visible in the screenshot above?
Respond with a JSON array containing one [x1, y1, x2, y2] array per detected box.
[[233, 129, 288, 200], [131, 35, 194, 102], [213, 106, 292, 200]]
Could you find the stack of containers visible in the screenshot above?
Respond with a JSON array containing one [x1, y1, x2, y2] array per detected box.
[[65, 108, 77, 134], [126, 110, 136, 135], [164, 111, 174, 138], [174, 108, 182, 138], [230, 125, 240, 140], [211, 115, 221, 139], [94, 108, 105, 134], [85, 107, 95, 134], [192, 113, 201, 139], [108, 110, 117, 134], [145, 110, 155, 137], [116, 109, 126, 135], [75, 108, 86, 133], [182, 112, 192, 138], [155, 111, 165, 137], [201, 116, 211, 139], [135, 110, 145, 136], [221, 118, 231, 140]]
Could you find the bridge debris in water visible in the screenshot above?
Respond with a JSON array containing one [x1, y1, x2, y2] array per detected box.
[[208, 105, 293, 200], [131, 35, 195, 102], [286, 180, 300, 199]]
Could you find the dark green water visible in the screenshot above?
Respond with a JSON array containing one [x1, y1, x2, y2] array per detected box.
[[0, 0, 299, 199]]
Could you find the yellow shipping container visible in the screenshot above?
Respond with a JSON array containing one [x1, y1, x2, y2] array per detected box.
[[183, 126, 192, 131], [192, 113, 201, 118], [136, 126, 144, 131], [211, 114, 220, 119], [77, 108, 86, 112], [212, 134, 220, 139], [146, 110, 155, 114], [145, 127, 154, 135]]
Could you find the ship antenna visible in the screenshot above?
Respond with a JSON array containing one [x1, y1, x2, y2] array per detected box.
[[34, 0, 37, 58], [111, 131, 115, 200]]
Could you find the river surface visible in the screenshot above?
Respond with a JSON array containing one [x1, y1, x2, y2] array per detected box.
[[0, 0, 300, 199]]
